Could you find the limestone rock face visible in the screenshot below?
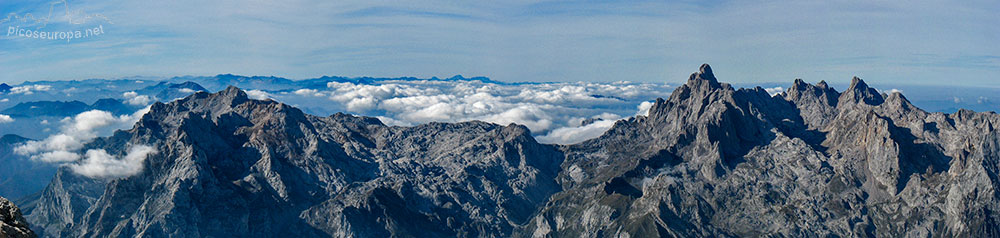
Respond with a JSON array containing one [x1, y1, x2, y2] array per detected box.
[[522, 66, 1000, 237], [24, 65, 1000, 237], [1, 196, 36, 238], [27, 87, 562, 237]]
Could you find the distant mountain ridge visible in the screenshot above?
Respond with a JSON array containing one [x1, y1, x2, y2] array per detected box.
[[18, 65, 1000, 237], [26, 86, 562, 237], [0, 101, 90, 118], [0, 81, 209, 118], [163, 74, 510, 92], [1, 100, 133, 118], [0, 135, 56, 200], [135, 81, 208, 101]]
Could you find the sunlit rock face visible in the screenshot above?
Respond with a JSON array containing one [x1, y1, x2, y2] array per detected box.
[[526, 64, 999, 237], [1, 196, 36, 238], [25, 65, 1000, 237], [26, 86, 562, 237]]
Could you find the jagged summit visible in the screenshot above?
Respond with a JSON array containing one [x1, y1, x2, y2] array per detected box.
[[790, 78, 833, 92], [29, 84, 562, 237], [841, 76, 885, 105], [697, 63, 716, 81], [533, 64, 1000, 237], [883, 90, 914, 110], [21, 66, 1000, 237], [816, 80, 830, 89], [655, 63, 734, 115], [219, 85, 249, 100], [792, 78, 807, 88], [168, 85, 252, 112], [687, 63, 722, 88]]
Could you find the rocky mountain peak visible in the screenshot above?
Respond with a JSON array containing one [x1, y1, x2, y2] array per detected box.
[[21, 66, 1000, 237], [816, 80, 830, 89], [647, 64, 736, 119], [161, 85, 252, 117], [788, 78, 817, 95], [219, 85, 250, 102], [841, 76, 885, 106], [27, 85, 565, 237], [530, 66, 1000, 237], [880, 90, 917, 117], [792, 78, 808, 89], [786, 79, 840, 103], [790, 78, 835, 93], [686, 63, 721, 88], [783, 79, 841, 129], [698, 63, 715, 80]]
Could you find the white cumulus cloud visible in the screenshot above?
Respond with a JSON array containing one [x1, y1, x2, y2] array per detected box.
[[70, 145, 157, 179], [636, 101, 655, 116], [535, 118, 619, 144], [123, 91, 153, 106], [0, 114, 13, 123], [764, 87, 784, 96], [293, 88, 322, 97], [15, 107, 151, 163], [246, 89, 271, 100], [229, 79, 672, 145], [255, 80, 674, 144], [10, 85, 52, 95]]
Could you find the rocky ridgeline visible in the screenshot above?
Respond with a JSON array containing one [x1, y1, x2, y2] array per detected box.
[[25, 86, 561, 237], [20, 65, 1000, 237], [1, 196, 35, 238]]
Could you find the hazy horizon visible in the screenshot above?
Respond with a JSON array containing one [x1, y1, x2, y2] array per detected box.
[[1, 0, 998, 87]]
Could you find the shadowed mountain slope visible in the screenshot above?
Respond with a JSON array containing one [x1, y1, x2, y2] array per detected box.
[[24, 65, 1000, 237]]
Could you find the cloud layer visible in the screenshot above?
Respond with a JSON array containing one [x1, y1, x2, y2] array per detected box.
[[15, 108, 150, 161], [9, 85, 52, 95], [6, 78, 673, 180], [4, 77, 673, 179], [123, 91, 153, 106], [70, 145, 157, 179], [14, 107, 152, 178], [270, 79, 670, 144]]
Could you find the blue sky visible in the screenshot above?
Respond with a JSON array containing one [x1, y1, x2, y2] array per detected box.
[[0, 0, 998, 86]]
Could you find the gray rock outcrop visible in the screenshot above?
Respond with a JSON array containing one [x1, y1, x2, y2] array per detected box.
[[522, 64, 1000, 237], [24, 64, 1000, 237], [1, 196, 36, 238], [28, 87, 561, 237]]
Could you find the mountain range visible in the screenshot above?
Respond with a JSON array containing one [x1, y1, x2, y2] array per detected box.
[[7, 64, 1000, 237]]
